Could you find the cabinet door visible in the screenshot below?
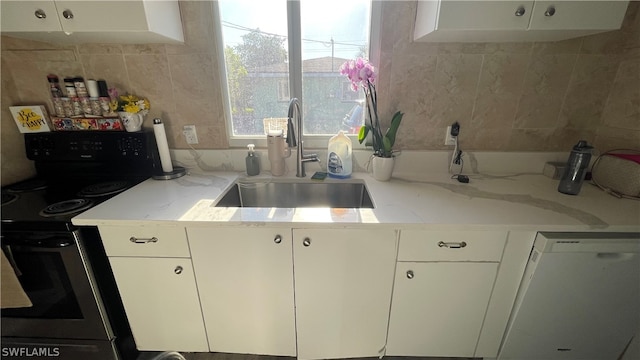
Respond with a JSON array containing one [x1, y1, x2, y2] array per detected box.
[[387, 262, 499, 357], [293, 228, 397, 360], [529, 1, 629, 30], [188, 227, 296, 356], [54, 1, 149, 32], [1, 1, 62, 32], [109, 257, 208, 352], [437, 1, 534, 31]]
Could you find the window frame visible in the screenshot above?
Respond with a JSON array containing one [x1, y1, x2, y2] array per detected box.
[[213, 0, 382, 149]]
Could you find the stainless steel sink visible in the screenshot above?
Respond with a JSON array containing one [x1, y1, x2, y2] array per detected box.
[[215, 181, 374, 208]]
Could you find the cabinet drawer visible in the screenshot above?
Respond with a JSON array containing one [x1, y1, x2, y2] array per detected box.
[[99, 225, 190, 257], [398, 230, 506, 262]]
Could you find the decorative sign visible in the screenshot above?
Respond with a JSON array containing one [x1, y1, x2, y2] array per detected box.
[[10, 106, 51, 133]]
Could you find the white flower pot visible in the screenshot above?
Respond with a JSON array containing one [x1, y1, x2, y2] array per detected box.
[[372, 155, 395, 181], [118, 111, 144, 132]]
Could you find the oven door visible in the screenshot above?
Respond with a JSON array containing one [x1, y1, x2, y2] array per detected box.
[[1, 231, 112, 341]]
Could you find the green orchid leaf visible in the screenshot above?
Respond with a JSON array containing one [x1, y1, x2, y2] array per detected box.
[[384, 111, 403, 148], [358, 125, 370, 144], [382, 136, 392, 155]]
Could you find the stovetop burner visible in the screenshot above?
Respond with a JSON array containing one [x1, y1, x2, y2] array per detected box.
[[78, 181, 130, 198], [2, 193, 18, 206], [40, 199, 94, 217], [6, 178, 48, 193]]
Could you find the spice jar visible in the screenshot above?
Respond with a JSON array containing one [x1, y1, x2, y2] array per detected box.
[[52, 98, 65, 117], [90, 98, 102, 116], [80, 97, 93, 115], [73, 77, 88, 98], [64, 78, 77, 97], [99, 97, 112, 116], [71, 97, 83, 116], [61, 98, 74, 117], [47, 74, 63, 98]]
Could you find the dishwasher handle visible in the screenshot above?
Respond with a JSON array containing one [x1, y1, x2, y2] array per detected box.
[[595, 252, 636, 262]]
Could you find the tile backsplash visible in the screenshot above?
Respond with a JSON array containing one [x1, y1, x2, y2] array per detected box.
[[2, 1, 638, 185]]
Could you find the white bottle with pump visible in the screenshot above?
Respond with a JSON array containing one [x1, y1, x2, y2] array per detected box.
[[327, 131, 352, 178]]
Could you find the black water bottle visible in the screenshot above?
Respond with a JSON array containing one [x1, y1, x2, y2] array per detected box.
[[558, 140, 593, 195]]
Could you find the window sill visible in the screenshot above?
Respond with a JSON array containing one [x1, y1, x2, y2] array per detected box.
[[228, 134, 367, 150]]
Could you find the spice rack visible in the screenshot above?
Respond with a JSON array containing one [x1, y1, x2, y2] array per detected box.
[[47, 74, 123, 131]]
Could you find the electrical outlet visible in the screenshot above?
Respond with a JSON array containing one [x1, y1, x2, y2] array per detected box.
[[183, 125, 198, 144], [444, 126, 456, 145]]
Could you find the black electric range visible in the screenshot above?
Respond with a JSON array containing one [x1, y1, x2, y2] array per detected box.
[[1, 131, 162, 360], [1, 131, 161, 231]]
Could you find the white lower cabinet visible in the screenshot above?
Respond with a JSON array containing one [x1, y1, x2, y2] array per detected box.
[[386, 230, 506, 357], [187, 227, 397, 359], [108, 257, 209, 351], [386, 262, 499, 357], [187, 227, 296, 356], [292, 228, 398, 360]]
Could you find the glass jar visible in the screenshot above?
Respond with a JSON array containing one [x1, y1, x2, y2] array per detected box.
[[64, 78, 77, 97], [61, 98, 74, 117], [47, 74, 63, 98]]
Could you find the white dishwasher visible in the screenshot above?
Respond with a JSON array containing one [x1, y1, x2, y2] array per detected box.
[[498, 232, 640, 360]]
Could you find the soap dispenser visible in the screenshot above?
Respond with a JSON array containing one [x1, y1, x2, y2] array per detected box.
[[246, 144, 260, 176]]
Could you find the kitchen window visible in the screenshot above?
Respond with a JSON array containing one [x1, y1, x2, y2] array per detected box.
[[214, 0, 380, 147]]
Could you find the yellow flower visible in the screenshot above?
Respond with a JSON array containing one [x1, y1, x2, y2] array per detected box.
[[109, 99, 119, 111], [123, 103, 140, 113], [121, 94, 139, 103], [109, 92, 150, 113]]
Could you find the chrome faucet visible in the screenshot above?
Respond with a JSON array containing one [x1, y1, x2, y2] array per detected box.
[[286, 98, 319, 177]]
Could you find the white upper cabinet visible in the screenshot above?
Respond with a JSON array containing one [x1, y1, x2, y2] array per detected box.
[[0, 0, 184, 44], [414, 0, 630, 42], [1, 1, 63, 33], [528, 1, 629, 30]]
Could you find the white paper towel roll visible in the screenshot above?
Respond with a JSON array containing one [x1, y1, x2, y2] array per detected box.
[[153, 118, 174, 173]]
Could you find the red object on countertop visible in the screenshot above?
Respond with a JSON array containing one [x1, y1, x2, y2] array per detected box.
[[609, 153, 640, 164]]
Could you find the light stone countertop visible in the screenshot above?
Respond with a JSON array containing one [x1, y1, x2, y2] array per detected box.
[[72, 169, 640, 232]]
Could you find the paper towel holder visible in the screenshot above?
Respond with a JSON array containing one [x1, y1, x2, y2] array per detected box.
[[151, 118, 187, 180], [152, 166, 186, 180]]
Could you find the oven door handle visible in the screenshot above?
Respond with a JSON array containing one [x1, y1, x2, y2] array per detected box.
[[2, 245, 23, 276]]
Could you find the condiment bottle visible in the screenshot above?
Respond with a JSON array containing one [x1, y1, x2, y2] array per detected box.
[[246, 144, 260, 176], [558, 140, 593, 195], [64, 78, 77, 97], [74, 77, 88, 98], [47, 74, 63, 98]]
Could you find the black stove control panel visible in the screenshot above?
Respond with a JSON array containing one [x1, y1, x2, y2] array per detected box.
[[25, 131, 158, 162]]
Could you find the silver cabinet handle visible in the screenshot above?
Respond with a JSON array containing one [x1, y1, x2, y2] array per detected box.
[[62, 9, 74, 19], [274, 235, 282, 244], [438, 241, 467, 249], [303, 237, 311, 247], [34, 9, 47, 19], [174, 266, 183, 274], [129, 236, 158, 244], [515, 6, 526, 16], [406, 270, 414, 279], [544, 6, 556, 17]]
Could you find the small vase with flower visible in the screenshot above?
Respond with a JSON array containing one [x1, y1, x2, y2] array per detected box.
[[340, 58, 403, 181], [109, 91, 150, 132]]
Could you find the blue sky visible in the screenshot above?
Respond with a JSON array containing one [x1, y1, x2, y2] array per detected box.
[[219, 0, 370, 60]]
